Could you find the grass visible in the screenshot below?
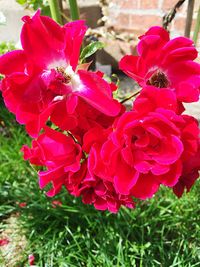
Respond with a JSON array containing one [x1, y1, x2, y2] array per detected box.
[[0, 102, 200, 267]]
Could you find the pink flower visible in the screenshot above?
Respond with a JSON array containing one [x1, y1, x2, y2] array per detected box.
[[22, 126, 83, 197], [133, 88, 200, 161], [101, 109, 199, 199], [101, 104, 200, 199], [0, 238, 9, 246], [51, 92, 121, 140], [28, 254, 35, 266], [173, 152, 200, 197], [0, 10, 121, 137], [173, 130, 200, 197], [79, 172, 135, 213], [120, 26, 200, 103], [79, 126, 135, 212], [1, 15, 199, 212], [133, 86, 184, 115]]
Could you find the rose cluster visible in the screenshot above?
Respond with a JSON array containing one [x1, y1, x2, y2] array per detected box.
[[0, 11, 200, 212]]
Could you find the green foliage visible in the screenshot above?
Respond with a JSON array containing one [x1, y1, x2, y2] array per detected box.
[[80, 41, 104, 62], [0, 42, 15, 55], [16, 0, 50, 16], [0, 105, 200, 266]]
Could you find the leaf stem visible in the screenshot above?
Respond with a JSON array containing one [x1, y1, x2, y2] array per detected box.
[[68, 0, 80, 21], [48, 0, 62, 24]]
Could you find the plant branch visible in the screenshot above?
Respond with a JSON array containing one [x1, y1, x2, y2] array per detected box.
[[58, 0, 64, 24], [48, 0, 62, 24], [68, 0, 80, 21], [193, 4, 200, 44], [162, 0, 186, 30], [120, 90, 141, 104], [184, 0, 195, 38]]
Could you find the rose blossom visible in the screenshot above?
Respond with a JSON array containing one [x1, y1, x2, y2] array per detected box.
[[22, 126, 83, 197], [102, 110, 182, 197], [101, 108, 199, 199], [133, 85, 184, 115], [1, 11, 199, 213], [173, 121, 200, 197], [0, 10, 120, 137], [173, 147, 200, 197], [50, 76, 122, 139], [79, 172, 135, 213], [120, 26, 200, 103], [79, 126, 135, 212]]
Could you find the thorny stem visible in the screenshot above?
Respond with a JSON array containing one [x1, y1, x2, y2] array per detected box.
[[120, 90, 141, 104], [48, 0, 62, 24], [68, 0, 80, 21]]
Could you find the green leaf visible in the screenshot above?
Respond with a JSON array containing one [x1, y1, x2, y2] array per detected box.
[[80, 41, 104, 61], [0, 42, 15, 55]]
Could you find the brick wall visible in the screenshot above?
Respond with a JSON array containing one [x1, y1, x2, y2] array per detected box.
[[106, 0, 200, 50]]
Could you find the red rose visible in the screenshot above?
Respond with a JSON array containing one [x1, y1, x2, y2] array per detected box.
[[0, 11, 121, 137], [22, 126, 82, 197], [120, 26, 200, 103], [101, 109, 199, 199]]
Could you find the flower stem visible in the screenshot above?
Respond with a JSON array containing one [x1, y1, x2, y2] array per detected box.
[[48, 0, 62, 24], [120, 90, 141, 104], [193, 5, 200, 45], [68, 0, 80, 20]]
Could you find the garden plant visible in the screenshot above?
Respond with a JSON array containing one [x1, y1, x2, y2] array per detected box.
[[0, 0, 200, 266]]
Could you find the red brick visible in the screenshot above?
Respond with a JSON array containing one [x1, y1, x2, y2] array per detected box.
[[163, 0, 187, 13], [174, 17, 197, 36], [111, 0, 139, 9], [163, 0, 177, 10], [191, 18, 197, 32], [114, 13, 131, 29], [173, 17, 185, 34], [140, 0, 158, 9], [130, 14, 162, 31]]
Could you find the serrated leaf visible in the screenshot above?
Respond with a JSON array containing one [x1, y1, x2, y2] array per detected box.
[[80, 41, 104, 61]]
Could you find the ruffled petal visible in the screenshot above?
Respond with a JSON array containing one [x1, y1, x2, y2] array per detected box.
[[114, 157, 139, 195], [21, 10, 65, 68], [0, 50, 27, 75], [64, 20, 87, 70], [131, 173, 160, 200]]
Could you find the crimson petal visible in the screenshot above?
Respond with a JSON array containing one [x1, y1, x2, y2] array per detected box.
[[77, 70, 121, 116]]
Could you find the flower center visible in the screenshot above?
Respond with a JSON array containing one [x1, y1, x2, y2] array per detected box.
[[55, 65, 82, 92], [147, 70, 170, 88], [56, 67, 71, 84]]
